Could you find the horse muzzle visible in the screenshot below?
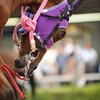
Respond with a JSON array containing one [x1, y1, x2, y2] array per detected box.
[[15, 55, 29, 69], [14, 55, 29, 76], [14, 52, 38, 76]]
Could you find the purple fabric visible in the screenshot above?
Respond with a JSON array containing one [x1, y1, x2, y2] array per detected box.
[[18, 0, 68, 50]]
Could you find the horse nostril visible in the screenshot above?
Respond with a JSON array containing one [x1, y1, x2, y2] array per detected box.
[[15, 59, 23, 68], [15, 57, 28, 69]]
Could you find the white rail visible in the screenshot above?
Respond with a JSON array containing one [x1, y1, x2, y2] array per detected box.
[[36, 73, 100, 84]]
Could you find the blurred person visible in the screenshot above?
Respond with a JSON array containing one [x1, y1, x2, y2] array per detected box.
[[62, 53, 77, 78], [64, 38, 75, 56], [34, 48, 58, 79], [42, 48, 58, 76], [62, 39, 78, 77], [34, 48, 58, 87], [63, 42, 86, 87], [74, 42, 98, 86], [81, 41, 98, 73], [56, 45, 68, 75]]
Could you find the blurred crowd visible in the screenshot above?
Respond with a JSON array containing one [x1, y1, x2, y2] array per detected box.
[[0, 38, 99, 91], [34, 38, 99, 87]]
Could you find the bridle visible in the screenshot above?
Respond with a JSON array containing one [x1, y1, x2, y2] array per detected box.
[[28, 4, 70, 62], [13, 2, 69, 56], [13, 0, 70, 73], [0, 0, 83, 99], [11, 1, 70, 97]]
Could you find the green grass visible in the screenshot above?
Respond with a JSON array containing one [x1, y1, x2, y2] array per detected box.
[[19, 83, 100, 100]]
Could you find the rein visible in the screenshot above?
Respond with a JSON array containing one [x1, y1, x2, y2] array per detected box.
[[0, 57, 26, 99]]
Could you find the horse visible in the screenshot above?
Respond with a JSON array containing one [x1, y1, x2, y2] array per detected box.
[[0, 0, 84, 100], [0, 0, 58, 100], [13, 0, 84, 76]]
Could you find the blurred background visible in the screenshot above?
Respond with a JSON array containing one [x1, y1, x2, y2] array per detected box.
[[0, 0, 100, 100]]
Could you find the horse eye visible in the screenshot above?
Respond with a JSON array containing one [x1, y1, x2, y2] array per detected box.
[[59, 31, 66, 39]]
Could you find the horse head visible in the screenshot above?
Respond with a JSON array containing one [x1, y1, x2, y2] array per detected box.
[[14, 0, 69, 76]]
